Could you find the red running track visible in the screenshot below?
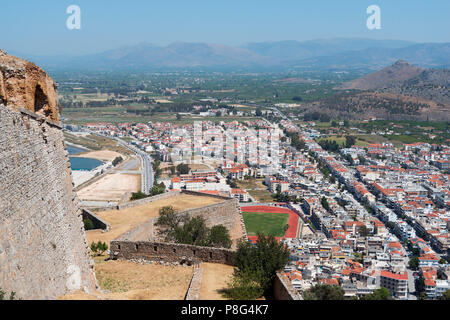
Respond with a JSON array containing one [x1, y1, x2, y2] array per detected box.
[[241, 205, 299, 242]]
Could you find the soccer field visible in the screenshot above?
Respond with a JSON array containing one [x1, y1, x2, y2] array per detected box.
[[242, 212, 290, 237]]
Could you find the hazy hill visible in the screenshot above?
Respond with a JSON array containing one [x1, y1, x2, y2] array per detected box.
[[291, 43, 450, 71], [308, 60, 449, 120], [338, 60, 425, 90], [241, 38, 415, 62], [381, 68, 450, 106]]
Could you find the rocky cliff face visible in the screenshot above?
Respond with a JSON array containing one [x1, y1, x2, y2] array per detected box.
[[0, 50, 96, 299], [0, 49, 59, 122]]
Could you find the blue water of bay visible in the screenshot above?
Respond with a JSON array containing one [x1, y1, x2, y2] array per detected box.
[[67, 146, 103, 171]]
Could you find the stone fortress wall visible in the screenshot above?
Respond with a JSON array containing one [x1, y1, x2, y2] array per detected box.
[[0, 51, 96, 299], [110, 190, 247, 265]]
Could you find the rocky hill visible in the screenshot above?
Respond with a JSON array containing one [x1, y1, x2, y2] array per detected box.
[[337, 60, 424, 90], [381, 68, 450, 106], [327, 60, 450, 120]]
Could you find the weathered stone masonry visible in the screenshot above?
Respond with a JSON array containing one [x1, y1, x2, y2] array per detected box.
[[110, 241, 235, 266], [0, 51, 96, 299]]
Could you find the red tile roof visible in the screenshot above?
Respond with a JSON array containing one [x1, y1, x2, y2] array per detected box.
[[380, 271, 408, 281]]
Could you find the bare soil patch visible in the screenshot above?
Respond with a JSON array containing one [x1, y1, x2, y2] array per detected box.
[[77, 173, 141, 201], [74, 149, 123, 161], [59, 260, 194, 300], [198, 263, 234, 300]]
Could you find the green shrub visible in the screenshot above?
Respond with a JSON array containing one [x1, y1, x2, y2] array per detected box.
[[130, 191, 149, 201], [222, 271, 264, 300], [83, 218, 95, 230], [91, 241, 108, 256]]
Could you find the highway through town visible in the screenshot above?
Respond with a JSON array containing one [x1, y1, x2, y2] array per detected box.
[[90, 132, 154, 194], [114, 137, 154, 194]]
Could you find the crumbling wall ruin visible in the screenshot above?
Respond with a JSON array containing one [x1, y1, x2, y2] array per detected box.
[[0, 51, 96, 299], [0, 50, 59, 122]]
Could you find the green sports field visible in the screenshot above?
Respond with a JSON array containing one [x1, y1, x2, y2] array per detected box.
[[242, 212, 289, 237]]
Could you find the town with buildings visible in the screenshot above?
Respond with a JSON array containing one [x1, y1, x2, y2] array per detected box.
[[66, 106, 450, 301]]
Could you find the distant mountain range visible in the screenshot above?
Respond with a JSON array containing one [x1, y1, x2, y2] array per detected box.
[[14, 38, 450, 72]]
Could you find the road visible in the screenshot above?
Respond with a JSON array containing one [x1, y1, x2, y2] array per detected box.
[[114, 137, 154, 194], [89, 132, 154, 195]]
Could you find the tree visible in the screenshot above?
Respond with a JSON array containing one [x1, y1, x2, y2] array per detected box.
[[150, 182, 166, 196], [155, 206, 232, 248], [359, 225, 369, 237], [83, 218, 95, 231], [302, 284, 345, 300], [130, 191, 149, 201], [439, 258, 447, 264], [177, 163, 190, 175], [174, 216, 210, 246], [416, 274, 425, 294], [360, 287, 392, 300], [176, 113, 182, 120], [231, 233, 290, 298], [409, 256, 419, 270], [321, 197, 330, 211], [386, 221, 396, 230], [358, 155, 366, 165], [208, 225, 232, 249], [440, 290, 450, 300], [155, 206, 188, 242], [112, 156, 123, 166], [227, 179, 238, 189], [90, 241, 108, 256], [345, 135, 356, 148], [223, 270, 264, 300]]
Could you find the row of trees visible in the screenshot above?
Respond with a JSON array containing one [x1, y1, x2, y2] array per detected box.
[[130, 182, 167, 201], [302, 285, 393, 300], [303, 111, 331, 122]]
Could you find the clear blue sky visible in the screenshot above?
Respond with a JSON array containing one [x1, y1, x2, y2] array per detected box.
[[2, 0, 449, 55]]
